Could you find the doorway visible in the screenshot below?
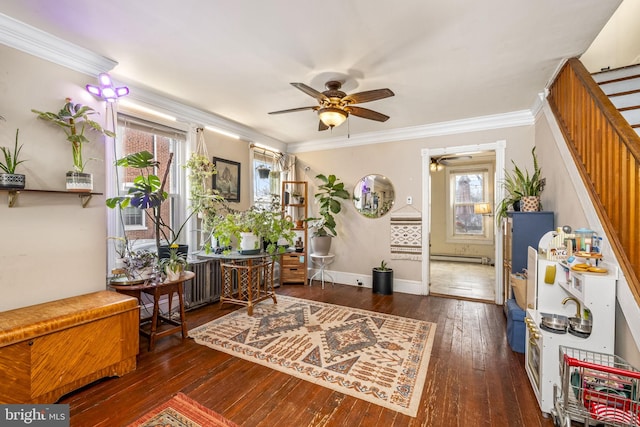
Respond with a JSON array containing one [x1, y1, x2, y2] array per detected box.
[[421, 141, 506, 303]]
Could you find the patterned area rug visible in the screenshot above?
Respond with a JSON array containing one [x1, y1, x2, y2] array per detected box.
[[127, 392, 239, 427], [190, 295, 436, 417]]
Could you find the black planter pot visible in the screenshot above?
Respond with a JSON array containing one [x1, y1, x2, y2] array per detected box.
[[158, 244, 189, 260], [0, 173, 25, 189], [372, 268, 393, 295]]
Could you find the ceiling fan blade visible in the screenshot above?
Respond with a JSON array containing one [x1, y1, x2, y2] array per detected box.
[[318, 120, 329, 131], [291, 83, 329, 102], [438, 155, 472, 165], [346, 106, 390, 122], [268, 106, 318, 115], [343, 88, 394, 104]]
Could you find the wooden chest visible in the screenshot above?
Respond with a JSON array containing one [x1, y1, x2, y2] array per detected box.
[[280, 252, 307, 284], [0, 291, 139, 403]]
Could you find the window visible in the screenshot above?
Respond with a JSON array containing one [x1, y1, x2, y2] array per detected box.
[[252, 148, 281, 209], [108, 115, 186, 254], [446, 164, 494, 243]]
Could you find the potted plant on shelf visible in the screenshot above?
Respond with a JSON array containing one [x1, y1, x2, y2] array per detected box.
[[497, 147, 544, 221], [0, 129, 27, 190], [159, 245, 188, 282], [32, 98, 115, 192], [307, 174, 350, 255], [372, 260, 393, 295]]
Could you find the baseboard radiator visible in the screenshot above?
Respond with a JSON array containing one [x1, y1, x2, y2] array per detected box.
[[430, 254, 492, 265], [184, 259, 222, 310]]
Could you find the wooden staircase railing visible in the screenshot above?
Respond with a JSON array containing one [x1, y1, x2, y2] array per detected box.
[[547, 58, 640, 304]]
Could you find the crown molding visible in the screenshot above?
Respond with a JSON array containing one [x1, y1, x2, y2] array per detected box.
[[288, 109, 535, 153], [125, 85, 287, 151], [0, 13, 117, 76]]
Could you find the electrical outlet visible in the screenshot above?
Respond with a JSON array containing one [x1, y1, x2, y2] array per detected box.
[[406, 196, 412, 205]]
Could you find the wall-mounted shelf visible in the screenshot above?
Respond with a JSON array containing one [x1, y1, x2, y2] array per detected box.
[[1, 189, 103, 208]]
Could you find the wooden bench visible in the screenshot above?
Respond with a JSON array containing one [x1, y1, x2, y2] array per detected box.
[[0, 291, 139, 403]]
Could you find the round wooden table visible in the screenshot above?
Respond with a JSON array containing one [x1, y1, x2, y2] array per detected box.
[[110, 271, 194, 350]]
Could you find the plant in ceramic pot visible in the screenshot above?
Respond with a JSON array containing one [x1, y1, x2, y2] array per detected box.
[[0, 129, 27, 190], [159, 245, 188, 282], [256, 209, 296, 256], [497, 147, 544, 221], [307, 174, 350, 255], [32, 98, 115, 192]]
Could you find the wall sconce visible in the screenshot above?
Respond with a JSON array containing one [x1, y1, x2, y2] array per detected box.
[[429, 159, 444, 172], [474, 202, 493, 216], [318, 107, 347, 128], [86, 73, 129, 102]]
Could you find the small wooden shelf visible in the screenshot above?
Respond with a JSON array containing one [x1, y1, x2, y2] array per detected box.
[[1, 188, 103, 208], [281, 181, 308, 284]]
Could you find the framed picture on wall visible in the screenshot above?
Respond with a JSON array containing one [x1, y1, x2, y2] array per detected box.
[[212, 157, 241, 202]]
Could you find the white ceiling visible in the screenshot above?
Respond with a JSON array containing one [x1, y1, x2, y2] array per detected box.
[[0, 0, 622, 145]]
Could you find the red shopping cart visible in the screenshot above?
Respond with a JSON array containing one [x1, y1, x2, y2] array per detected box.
[[552, 346, 640, 427]]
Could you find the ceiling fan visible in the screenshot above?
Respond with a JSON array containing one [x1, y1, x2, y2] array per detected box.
[[430, 155, 473, 172], [268, 81, 394, 131], [436, 155, 472, 165]]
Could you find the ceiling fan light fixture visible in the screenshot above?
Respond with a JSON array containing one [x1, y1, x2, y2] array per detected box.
[[429, 159, 444, 172], [318, 107, 347, 128]]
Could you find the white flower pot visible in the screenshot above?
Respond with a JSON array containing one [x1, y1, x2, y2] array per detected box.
[[239, 232, 261, 254]]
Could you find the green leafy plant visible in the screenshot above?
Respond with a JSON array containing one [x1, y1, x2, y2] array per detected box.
[[0, 129, 26, 174], [307, 174, 350, 237], [106, 151, 193, 252], [375, 260, 392, 271], [32, 98, 115, 172], [211, 206, 295, 255], [497, 147, 544, 221], [159, 246, 188, 274]]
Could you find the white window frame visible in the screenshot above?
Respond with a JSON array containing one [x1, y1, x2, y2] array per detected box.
[[445, 163, 494, 244], [106, 112, 189, 271]]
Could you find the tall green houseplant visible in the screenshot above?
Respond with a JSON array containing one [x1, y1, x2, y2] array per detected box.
[[311, 174, 350, 237], [497, 147, 544, 221]]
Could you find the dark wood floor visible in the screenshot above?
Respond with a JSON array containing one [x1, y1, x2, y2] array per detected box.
[[61, 283, 554, 427]]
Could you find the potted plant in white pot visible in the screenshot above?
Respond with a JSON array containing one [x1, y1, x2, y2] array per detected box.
[[0, 129, 27, 190], [306, 174, 350, 255], [372, 260, 393, 295], [32, 98, 115, 192], [159, 245, 188, 282]]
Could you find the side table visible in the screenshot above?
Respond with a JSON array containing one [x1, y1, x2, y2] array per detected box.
[[110, 271, 194, 350], [309, 253, 335, 289]]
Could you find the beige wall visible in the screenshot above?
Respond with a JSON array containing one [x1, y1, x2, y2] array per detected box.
[[581, 0, 640, 72], [294, 125, 534, 284], [0, 45, 108, 311]]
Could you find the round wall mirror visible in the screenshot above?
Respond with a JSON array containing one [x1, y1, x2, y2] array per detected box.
[[352, 174, 395, 218]]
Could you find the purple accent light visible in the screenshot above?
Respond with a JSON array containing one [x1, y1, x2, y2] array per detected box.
[[86, 73, 129, 102]]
